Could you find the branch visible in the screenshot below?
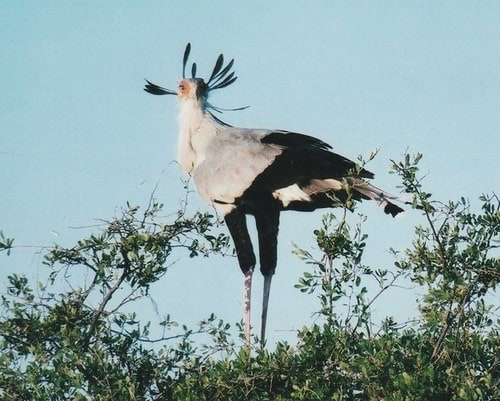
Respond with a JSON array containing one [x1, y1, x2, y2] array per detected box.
[[353, 271, 405, 335], [81, 249, 131, 347], [431, 301, 454, 363]]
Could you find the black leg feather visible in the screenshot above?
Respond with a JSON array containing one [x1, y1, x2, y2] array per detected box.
[[224, 210, 256, 275]]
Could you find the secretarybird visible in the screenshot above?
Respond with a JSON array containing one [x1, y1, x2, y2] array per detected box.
[[144, 43, 404, 346]]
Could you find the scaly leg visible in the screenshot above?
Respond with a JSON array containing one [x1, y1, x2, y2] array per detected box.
[[254, 208, 279, 347], [260, 274, 273, 346], [224, 211, 256, 346], [244, 270, 253, 346]]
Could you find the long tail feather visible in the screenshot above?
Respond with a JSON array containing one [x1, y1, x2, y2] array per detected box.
[[277, 178, 404, 216], [353, 183, 404, 217]]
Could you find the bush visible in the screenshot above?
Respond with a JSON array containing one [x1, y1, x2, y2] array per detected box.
[[1, 154, 498, 400]]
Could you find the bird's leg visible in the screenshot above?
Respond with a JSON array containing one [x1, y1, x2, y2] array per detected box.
[[224, 211, 256, 346], [260, 274, 273, 346], [243, 269, 253, 346], [255, 207, 280, 347]]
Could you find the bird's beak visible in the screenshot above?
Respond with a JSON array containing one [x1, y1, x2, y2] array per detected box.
[[144, 79, 177, 96]]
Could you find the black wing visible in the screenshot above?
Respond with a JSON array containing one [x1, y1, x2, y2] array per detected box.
[[261, 130, 333, 151], [261, 130, 374, 181]]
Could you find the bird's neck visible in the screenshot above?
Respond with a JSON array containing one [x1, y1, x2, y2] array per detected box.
[[177, 98, 216, 174]]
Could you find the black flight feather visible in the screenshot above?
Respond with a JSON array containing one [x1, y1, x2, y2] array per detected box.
[[260, 130, 375, 182], [262, 131, 333, 151]]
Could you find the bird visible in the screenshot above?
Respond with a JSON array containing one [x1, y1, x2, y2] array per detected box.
[[144, 43, 404, 346]]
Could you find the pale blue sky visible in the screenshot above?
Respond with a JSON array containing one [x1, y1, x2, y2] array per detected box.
[[1, 2, 499, 346]]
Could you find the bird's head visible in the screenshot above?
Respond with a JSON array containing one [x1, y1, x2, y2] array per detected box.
[[144, 43, 247, 114], [177, 78, 208, 103]]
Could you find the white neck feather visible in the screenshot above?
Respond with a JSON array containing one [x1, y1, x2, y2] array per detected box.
[[177, 99, 206, 173]]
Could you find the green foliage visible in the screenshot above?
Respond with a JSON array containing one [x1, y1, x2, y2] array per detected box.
[[392, 153, 500, 363], [0, 201, 231, 400], [0, 231, 14, 255], [294, 211, 397, 335], [1, 154, 499, 400]]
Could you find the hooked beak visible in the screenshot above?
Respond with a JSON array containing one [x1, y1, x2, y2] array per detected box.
[[144, 79, 177, 95]]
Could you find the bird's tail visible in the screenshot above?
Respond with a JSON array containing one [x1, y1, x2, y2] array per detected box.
[[277, 178, 405, 216], [352, 182, 404, 217]]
